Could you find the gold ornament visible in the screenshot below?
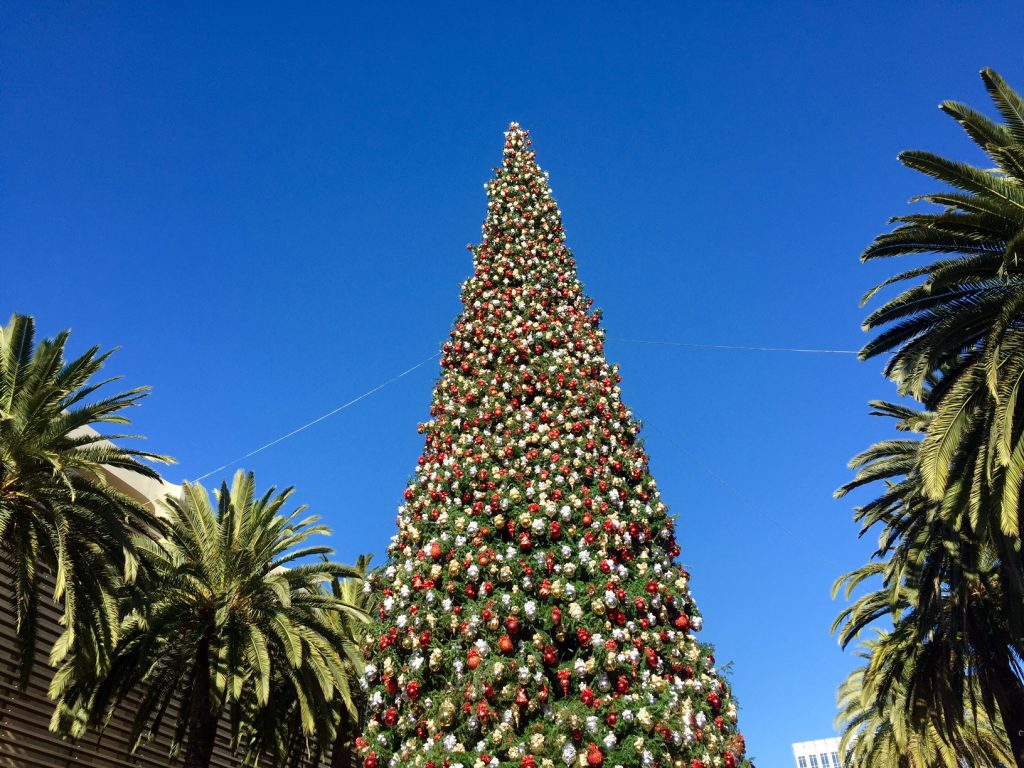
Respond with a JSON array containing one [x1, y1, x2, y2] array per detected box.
[[509, 488, 522, 504], [439, 700, 455, 727]]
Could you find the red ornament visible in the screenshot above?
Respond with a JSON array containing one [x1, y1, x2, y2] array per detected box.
[[557, 668, 571, 696], [467, 649, 481, 670], [498, 635, 514, 654], [406, 680, 420, 700], [364, 754, 378, 768], [430, 541, 442, 559], [586, 744, 604, 766]]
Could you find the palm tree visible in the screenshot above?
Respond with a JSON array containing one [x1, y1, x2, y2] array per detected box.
[[836, 636, 1012, 768], [236, 555, 372, 768], [51, 470, 360, 768], [858, 68, 1024, 598], [835, 400, 1024, 765], [326, 554, 375, 768], [0, 313, 169, 683]]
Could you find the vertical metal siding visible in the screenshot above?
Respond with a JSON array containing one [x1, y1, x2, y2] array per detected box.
[[0, 560, 318, 768]]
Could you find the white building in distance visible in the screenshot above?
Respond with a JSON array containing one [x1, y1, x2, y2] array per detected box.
[[792, 738, 842, 768]]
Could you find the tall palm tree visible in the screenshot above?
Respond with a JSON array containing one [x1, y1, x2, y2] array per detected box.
[[835, 400, 1024, 765], [236, 555, 372, 768], [858, 68, 1024, 594], [0, 313, 169, 683], [51, 470, 360, 768], [836, 636, 1012, 768], [326, 554, 374, 768]]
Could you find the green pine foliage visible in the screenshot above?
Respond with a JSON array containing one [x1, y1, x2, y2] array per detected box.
[[357, 125, 749, 768]]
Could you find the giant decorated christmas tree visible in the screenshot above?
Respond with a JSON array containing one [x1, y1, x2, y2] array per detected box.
[[358, 125, 750, 768]]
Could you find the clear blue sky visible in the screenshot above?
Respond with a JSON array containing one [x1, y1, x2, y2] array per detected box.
[[3, 3, 1022, 765]]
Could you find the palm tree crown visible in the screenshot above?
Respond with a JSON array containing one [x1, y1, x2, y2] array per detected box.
[[860, 69, 1024, 544], [51, 470, 361, 768], [0, 313, 169, 682]]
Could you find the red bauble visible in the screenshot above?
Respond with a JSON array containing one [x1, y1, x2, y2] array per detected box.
[[406, 680, 420, 700], [724, 752, 736, 768], [498, 635, 514, 654], [364, 754, 378, 768], [467, 649, 481, 670], [505, 616, 521, 635], [586, 744, 604, 766], [430, 541, 442, 559], [557, 669, 571, 696]]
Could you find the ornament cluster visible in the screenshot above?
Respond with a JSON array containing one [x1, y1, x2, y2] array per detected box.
[[358, 124, 750, 768]]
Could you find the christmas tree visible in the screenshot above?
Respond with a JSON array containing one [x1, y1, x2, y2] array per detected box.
[[358, 124, 751, 768]]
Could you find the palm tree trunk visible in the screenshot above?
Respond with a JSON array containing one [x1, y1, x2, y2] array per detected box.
[[183, 636, 218, 768], [991, 666, 1024, 768], [974, 624, 1024, 768], [329, 712, 357, 768]]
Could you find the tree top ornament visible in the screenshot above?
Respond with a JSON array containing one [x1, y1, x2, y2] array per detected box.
[[358, 123, 751, 768]]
